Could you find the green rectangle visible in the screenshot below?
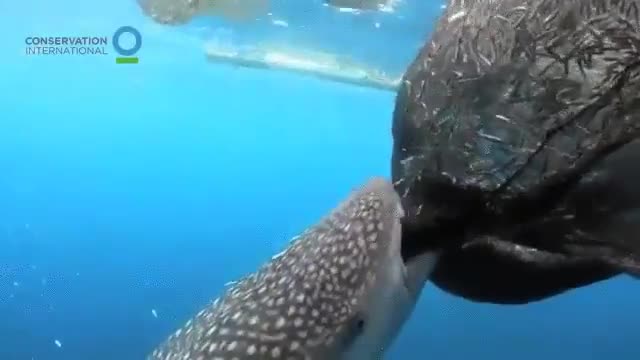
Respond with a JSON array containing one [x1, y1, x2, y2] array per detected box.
[[116, 57, 139, 64]]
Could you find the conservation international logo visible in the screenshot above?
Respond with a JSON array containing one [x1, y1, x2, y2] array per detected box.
[[24, 26, 142, 64]]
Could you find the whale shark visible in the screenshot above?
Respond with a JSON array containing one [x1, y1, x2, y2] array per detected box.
[[148, 177, 439, 360]]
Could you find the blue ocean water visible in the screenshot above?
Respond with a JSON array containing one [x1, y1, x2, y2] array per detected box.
[[1, 0, 639, 359]]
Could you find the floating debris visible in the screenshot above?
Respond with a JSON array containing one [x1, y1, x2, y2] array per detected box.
[[138, 0, 269, 25], [204, 44, 402, 91]]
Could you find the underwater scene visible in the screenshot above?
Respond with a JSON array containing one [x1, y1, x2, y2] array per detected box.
[[2, 0, 640, 359]]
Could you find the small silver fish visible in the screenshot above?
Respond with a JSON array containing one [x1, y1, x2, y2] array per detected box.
[[148, 177, 439, 360]]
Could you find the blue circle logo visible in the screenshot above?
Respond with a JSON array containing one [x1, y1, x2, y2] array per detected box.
[[113, 26, 142, 56]]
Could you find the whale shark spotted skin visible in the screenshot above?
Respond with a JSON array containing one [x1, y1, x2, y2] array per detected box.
[[148, 177, 439, 360]]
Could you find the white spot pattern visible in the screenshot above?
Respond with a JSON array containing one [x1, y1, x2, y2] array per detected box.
[[148, 178, 402, 360]]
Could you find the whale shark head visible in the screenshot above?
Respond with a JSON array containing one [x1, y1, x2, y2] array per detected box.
[[148, 177, 439, 360]]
